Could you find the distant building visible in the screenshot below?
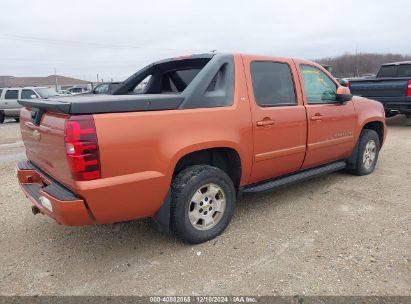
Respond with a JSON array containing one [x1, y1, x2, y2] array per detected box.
[[0, 75, 91, 92]]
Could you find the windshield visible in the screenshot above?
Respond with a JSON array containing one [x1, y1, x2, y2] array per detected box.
[[35, 88, 59, 98]]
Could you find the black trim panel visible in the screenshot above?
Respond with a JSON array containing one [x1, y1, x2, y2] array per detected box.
[[18, 95, 184, 115], [243, 161, 346, 193]]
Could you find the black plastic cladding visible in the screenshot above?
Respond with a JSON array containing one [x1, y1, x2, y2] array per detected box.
[[179, 54, 235, 109], [17, 53, 235, 114], [113, 53, 235, 109]]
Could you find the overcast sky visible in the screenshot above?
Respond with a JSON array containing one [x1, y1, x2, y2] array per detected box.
[[1, 0, 410, 81]]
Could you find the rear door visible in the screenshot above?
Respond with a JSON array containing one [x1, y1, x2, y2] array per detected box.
[[243, 55, 307, 183], [296, 62, 356, 169]]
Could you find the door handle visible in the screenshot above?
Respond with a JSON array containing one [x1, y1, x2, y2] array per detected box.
[[256, 118, 275, 127], [310, 114, 324, 121]]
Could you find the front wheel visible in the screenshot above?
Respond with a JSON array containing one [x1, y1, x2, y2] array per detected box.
[[170, 165, 236, 244], [0, 112, 4, 124], [349, 129, 380, 176]]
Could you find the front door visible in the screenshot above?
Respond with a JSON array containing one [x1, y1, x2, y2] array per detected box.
[[296, 63, 356, 169], [243, 55, 307, 183]]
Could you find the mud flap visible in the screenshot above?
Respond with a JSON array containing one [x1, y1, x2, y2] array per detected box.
[[346, 140, 360, 170], [151, 190, 171, 233]]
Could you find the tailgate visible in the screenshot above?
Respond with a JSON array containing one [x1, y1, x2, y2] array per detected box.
[[350, 78, 409, 97], [20, 107, 75, 190]]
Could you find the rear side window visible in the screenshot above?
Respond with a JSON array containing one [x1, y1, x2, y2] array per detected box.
[[5, 90, 18, 99], [398, 65, 411, 77], [377, 66, 397, 78], [21, 89, 36, 99], [133, 75, 152, 93], [250, 61, 296, 107], [176, 69, 201, 85]]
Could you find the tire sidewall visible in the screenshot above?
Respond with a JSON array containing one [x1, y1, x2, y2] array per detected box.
[[173, 167, 235, 244], [357, 130, 380, 175]]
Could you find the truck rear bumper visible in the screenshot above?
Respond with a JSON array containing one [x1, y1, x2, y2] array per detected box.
[[16, 161, 94, 226], [372, 97, 411, 114]]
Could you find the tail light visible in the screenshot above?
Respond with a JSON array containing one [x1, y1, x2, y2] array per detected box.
[[346, 81, 350, 88], [64, 115, 101, 181], [407, 80, 411, 97]]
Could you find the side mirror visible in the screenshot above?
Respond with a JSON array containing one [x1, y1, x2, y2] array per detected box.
[[335, 86, 352, 103], [30, 95, 38, 99]]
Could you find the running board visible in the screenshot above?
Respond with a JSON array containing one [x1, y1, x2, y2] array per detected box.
[[243, 161, 346, 194]]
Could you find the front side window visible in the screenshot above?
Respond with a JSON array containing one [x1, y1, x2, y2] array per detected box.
[[5, 90, 18, 99], [250, 61, 296, 107], [21, 89, 36, 99], [300, 65, 337, 104]]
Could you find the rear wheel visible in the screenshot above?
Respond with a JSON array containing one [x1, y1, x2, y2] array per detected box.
[[14, 117, 20, 123], [0, 112, 4, 124], [349, 129, 380, 176], [170, 165, 236, 244]]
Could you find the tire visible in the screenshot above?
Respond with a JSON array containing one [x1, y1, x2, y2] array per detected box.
[[349, 129, 380, 176], [170, 165, 236, 244], [14, 117, 20, 123], [0, 112, 4, 124]]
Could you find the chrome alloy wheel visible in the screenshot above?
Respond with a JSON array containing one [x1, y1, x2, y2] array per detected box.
[[188, 183, 226, 231], [363, 139, 377, 170]]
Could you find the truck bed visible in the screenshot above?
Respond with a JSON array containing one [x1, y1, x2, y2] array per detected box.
[[349, 77, 410, 97], [349, 77, 411, 114]]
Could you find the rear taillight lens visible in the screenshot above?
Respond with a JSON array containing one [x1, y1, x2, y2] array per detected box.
[[64, 115, 101, 181], [346, 81, 350, 88], [407, 80, 411, 97]]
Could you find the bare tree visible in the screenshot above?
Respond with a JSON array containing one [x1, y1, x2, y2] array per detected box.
[[315, 53, 411, 78]]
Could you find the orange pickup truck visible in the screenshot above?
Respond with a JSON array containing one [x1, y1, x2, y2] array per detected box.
[[16, 53, 386, 243]]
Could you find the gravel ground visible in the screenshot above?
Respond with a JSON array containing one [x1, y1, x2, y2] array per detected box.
[[0, 116, 410, 296]]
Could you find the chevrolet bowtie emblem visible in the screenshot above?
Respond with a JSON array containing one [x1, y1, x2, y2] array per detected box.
[[33, 130, 41, 141]]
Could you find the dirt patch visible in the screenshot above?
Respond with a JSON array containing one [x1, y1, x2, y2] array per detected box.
[[0, 115, 410, 296]]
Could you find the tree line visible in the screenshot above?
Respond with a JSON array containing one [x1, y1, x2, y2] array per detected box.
[[315, 53, 411, 78]]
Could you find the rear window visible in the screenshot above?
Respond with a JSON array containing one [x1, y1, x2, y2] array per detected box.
[[5, 90, 18, 99], [398, 65, 411, 77], [377, 65, 411, 78], [377, 66, 397, 78]]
